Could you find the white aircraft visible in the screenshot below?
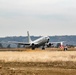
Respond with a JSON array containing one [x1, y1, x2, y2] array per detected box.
[[8, 31, 64, 49], [14, 31, 51, 50]]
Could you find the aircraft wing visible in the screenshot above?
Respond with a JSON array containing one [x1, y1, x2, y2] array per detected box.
[[50, 41, 64, 44], [15, 42, 30, 45], [45, 41, 64, 47], [8, 41, 30, 45], [50, 42, 61, 44]]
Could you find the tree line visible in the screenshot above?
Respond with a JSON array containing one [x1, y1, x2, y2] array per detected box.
[[0, 43, 25, 48]]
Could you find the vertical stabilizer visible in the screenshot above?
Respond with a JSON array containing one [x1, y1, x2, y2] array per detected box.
[[27, 31, 32, 43]]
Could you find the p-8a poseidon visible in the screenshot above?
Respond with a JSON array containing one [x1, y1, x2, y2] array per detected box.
[[15, 31, 51, 50]]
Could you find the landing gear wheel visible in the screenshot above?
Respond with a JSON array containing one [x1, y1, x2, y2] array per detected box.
[[32, 47, 35, 50], [42, 47, 45, 50]]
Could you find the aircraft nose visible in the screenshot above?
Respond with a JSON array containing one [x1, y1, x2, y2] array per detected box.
[[47, 37, 50, 43]]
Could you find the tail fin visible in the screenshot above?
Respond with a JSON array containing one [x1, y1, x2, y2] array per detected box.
[[27, 31, 32, 43]]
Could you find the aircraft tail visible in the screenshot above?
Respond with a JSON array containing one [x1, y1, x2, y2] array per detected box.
[[27, 31, 32, 43]]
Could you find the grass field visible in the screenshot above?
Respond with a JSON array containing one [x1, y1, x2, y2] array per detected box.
[[0, 48, 76, 75], [0, 48, 76, 62]]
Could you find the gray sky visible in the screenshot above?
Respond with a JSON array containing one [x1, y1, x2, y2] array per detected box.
[[0, 0, 76, 37]]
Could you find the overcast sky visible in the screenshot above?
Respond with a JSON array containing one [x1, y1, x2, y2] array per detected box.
[[0, 0, 76, 37]]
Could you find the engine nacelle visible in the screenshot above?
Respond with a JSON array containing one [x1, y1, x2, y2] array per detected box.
[[31, 43, 35, 50], [47, 43, 53, 47], [32, 43, 34, 46]]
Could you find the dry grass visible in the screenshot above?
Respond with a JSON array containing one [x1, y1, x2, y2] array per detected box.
[[0, 61, 76, 75], [0, 48, 76, 75], [0, 48, 76, 62]]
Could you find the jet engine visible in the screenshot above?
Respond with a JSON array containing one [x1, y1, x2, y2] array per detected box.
[[31, 43, 35, 50], [47, 43, 53, 47]]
